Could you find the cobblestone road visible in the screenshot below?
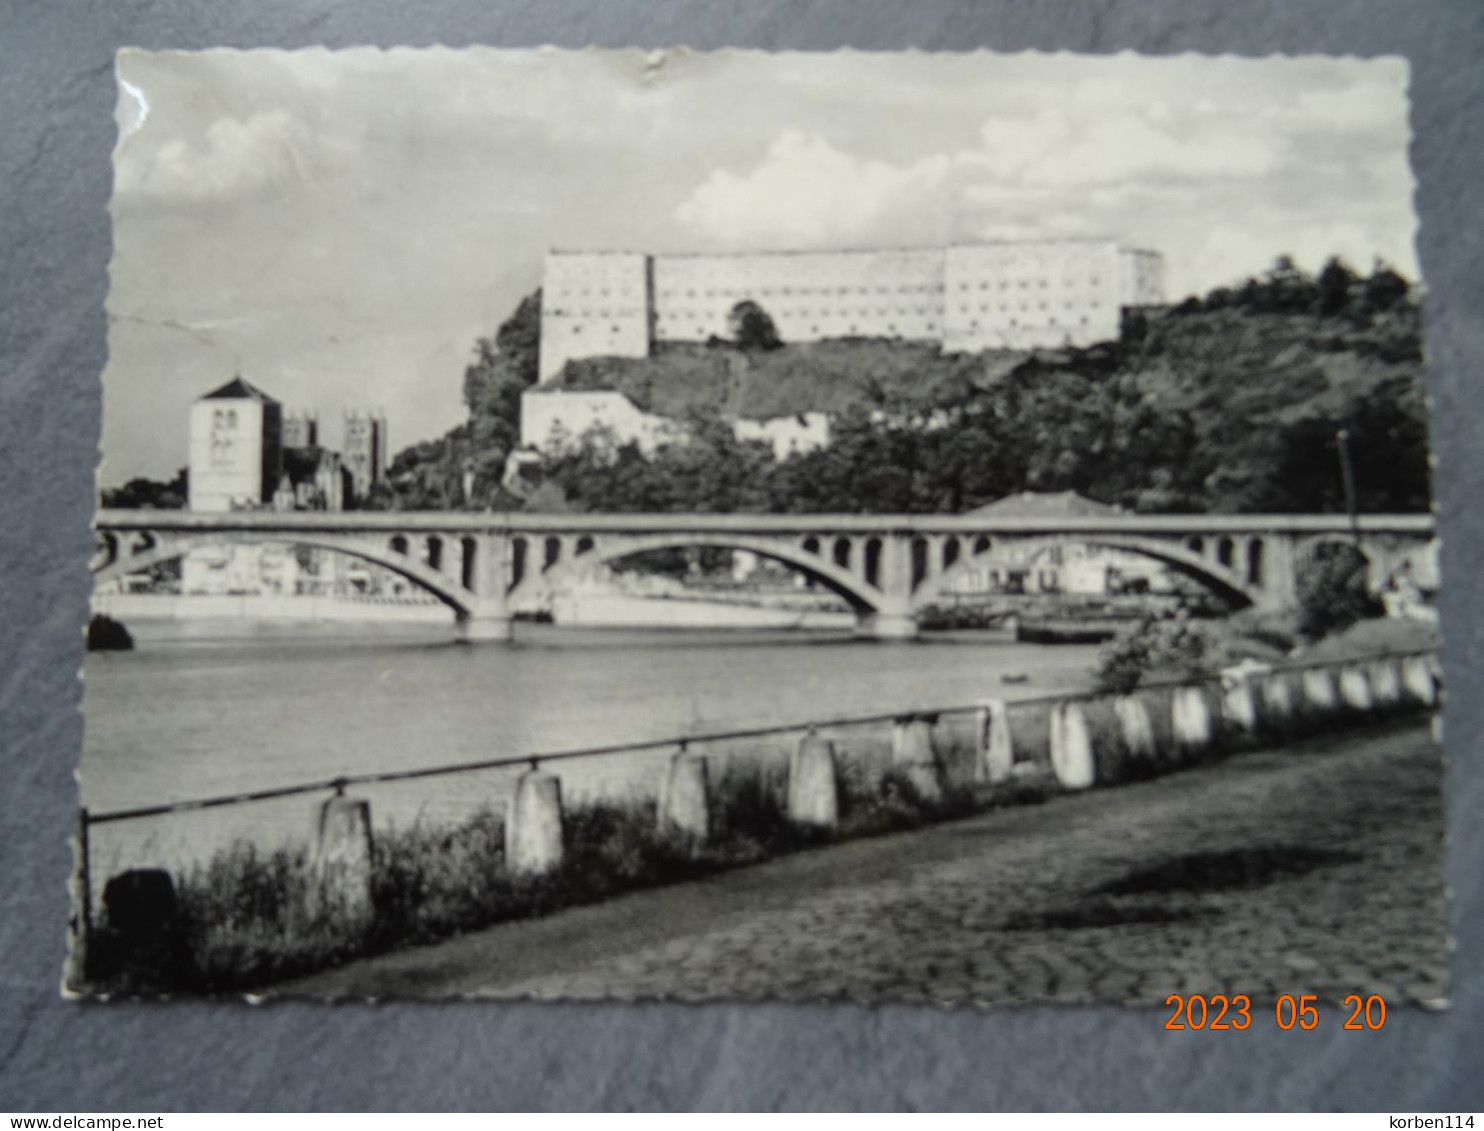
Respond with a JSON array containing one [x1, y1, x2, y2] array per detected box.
[[287, 719, 1448, 1007]]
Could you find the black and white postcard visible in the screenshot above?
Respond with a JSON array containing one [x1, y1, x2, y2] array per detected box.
[[76, 47, 1446, 1008]]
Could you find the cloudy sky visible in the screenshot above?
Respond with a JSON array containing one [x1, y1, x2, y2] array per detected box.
[[103, 48, 1417, 483]]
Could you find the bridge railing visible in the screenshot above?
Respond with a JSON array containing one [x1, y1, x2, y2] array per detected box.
[[71, 645, 1441, 968]]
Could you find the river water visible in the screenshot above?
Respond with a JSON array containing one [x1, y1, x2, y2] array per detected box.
[[79, 623, 1099, 887]]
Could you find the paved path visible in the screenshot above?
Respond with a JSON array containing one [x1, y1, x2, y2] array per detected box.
[[284, 719, 1448, 1007]]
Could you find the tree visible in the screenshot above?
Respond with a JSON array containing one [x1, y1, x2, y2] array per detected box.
[[1363, 260, 1411, 313], [1225, 380, 1432, 515], [371, 290, 544, 511], [1316, 256, 1358, 318], [1296, 542, 1382, 640], [101, 468, 188, 509], [494, 289, 543, 385], [728, 300, 783, 352]]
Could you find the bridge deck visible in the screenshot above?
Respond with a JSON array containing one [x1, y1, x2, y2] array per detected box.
[[93, 508, 1435, 536]]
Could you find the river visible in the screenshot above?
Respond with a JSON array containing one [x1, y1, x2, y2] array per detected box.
[[79, 622, 1099, 888]]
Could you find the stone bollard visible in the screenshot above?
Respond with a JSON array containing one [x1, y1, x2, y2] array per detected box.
[[1220, 677, 1260, 738], [659, 749, 710, 843], [974, 699, 1014, 784], [1368, 661, 1404, 710], [1301, 668, 1340, 714], [1171, 686, 1214, 756], [1049, 702, 1095, 790], [788, 732, 839, 829], [312, 794, 375, 923], [101, 869, 179, 980], [1424, 652, 1444, 684], [1401, 655, 1438, 707], [1114, 695, 1158, 761], [1338, 666, 1374, 713], [1260, 672, 1297, 728], [890, 715, 944, 802], [506, 769, 564, 875]]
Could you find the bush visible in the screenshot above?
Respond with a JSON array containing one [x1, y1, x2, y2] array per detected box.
[[1296, 542, 1383, 641], [87, 614, 134, 651], [1095, 615, 1212, 693]]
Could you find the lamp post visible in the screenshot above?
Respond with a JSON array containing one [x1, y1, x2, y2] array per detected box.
[[1336, 428, 1360, 546]]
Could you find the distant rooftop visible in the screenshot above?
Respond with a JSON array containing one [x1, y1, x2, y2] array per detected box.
[[198, 377, 279, 404], [547, 238, 1157, 261], [965, 491, 1125, 519]]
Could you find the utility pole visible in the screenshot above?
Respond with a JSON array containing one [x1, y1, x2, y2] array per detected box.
[[1336, 428, 1361, 546]]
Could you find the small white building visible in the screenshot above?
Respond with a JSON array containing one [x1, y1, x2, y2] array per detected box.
[[940, 492, 1177, 597], [520, 389, 683, 456], [733, 413, 831, 460], [520, 388, 830, 460]]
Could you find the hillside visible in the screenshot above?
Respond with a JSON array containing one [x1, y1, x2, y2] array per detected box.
[[1124, 304, 1422, 434], [552, 302, 1422, 438], [556, 338, 1028, 420], [371, 257, 1431, 516]]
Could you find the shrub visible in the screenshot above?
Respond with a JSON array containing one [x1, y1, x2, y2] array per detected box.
[[1296, 542, 1384, 641], [87, 614, 134, 651], [1095, 615, 1212, 693]]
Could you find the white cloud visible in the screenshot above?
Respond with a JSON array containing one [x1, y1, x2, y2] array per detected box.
[[116, 110, 311, 207], [970, 107, 1281, 187], [675, 130, 953, 248], [673, 77, 1414, 297]]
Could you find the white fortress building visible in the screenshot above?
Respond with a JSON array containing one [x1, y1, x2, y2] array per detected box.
[[538, 240, 1165, 381]]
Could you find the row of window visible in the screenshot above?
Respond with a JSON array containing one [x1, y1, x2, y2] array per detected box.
[[954, 276, 1104, 290], [655, 283, 944, 300], [550, 309, 645, 322], [565, 325, 633, 336], [546, 287, 642, 301], [657, 308, 940, 322], [559, 311, 1102, 338], [957, 300, 1104, 314], [956, 315, 1094, 330], [550, 276, 1113, 306]]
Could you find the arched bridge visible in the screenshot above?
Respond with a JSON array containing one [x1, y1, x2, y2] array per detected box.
[[92, 510, 1436, 641]]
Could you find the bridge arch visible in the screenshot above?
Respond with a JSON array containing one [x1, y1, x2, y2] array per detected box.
[[506, 531, 884, 613], [91, 531, 479, 617], [911, 532, 1265, 611]]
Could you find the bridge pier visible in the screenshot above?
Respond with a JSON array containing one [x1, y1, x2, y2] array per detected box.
[[457, 610, 513, 643], [854, 610, 918, 640], [457, 533, 513, 643]]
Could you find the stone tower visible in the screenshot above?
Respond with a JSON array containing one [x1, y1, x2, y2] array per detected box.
[[187, 377, 283, 512], [341, 410, 387, 505]]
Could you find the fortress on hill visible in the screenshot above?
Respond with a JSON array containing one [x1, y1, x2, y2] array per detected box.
[[537, 239, 1165, 382]]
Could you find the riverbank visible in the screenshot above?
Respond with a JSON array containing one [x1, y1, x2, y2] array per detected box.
[[81, 743, 1054, 996], [75, 642, 1440, 997], [93, 590, 858, 631], [281, 719, 1446, 1005], [80, 628, 1102, 894]]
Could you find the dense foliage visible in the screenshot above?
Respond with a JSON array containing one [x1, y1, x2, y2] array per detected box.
[[86, 613, 135, 651], [101, 468, 188, 509], [1294, 542, 1384, 641]]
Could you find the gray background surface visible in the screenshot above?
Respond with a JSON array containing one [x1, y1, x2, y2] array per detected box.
[[2, 0, 1480, 1112]]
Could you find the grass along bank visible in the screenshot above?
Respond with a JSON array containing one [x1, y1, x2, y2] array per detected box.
[[81, 741, 1057, 996], [80, 627, 1438, 997]]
